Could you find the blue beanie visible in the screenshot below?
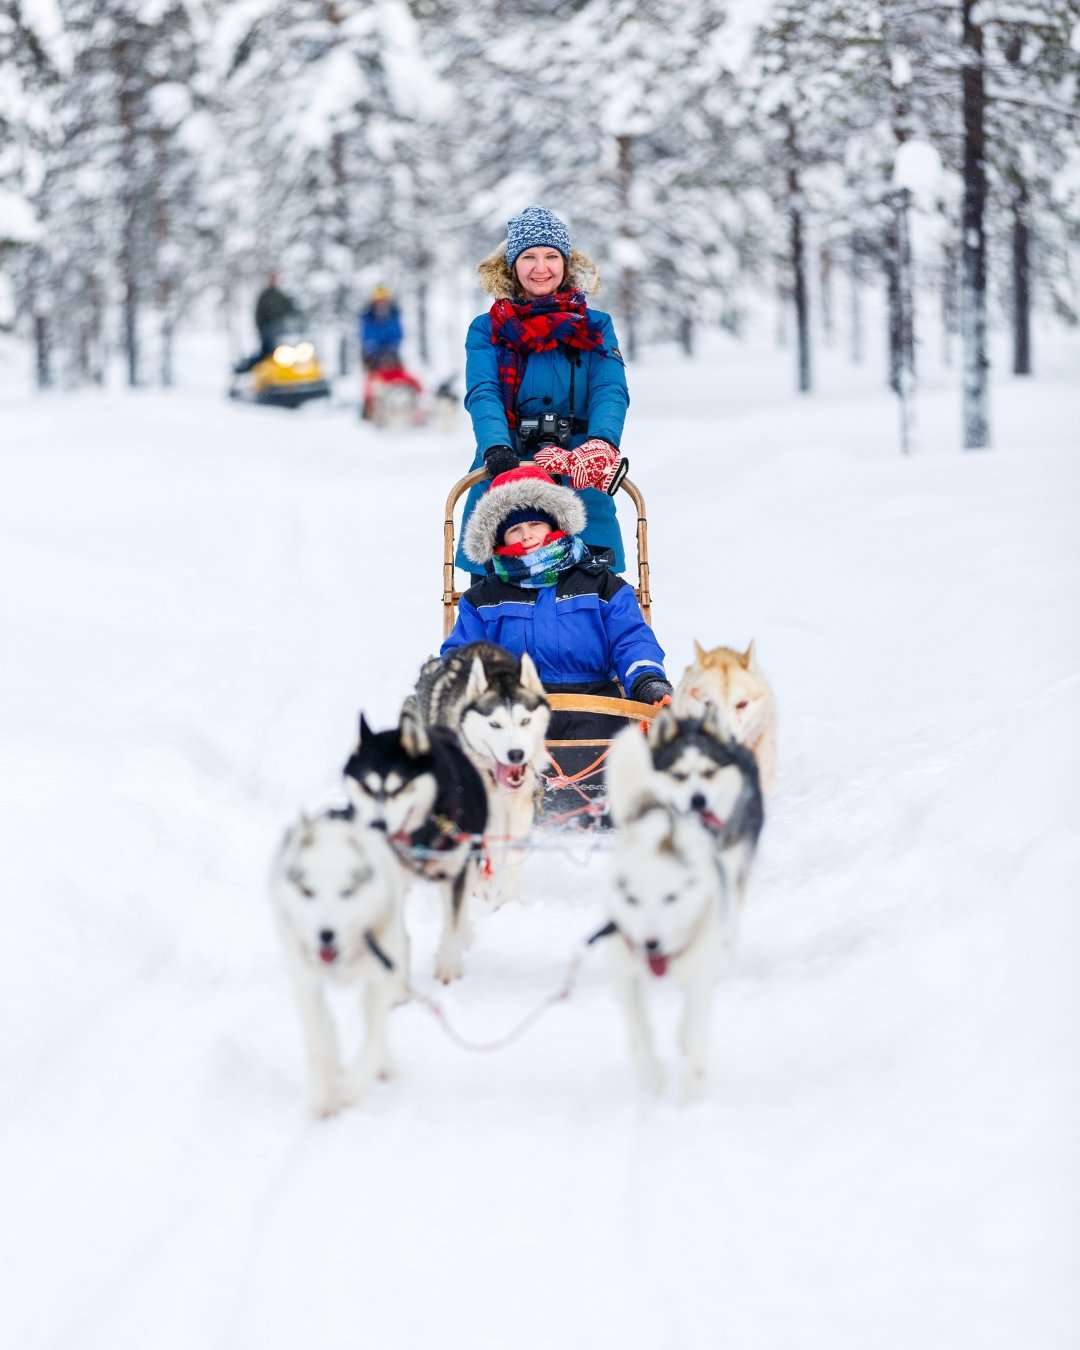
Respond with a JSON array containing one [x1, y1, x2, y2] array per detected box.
[[506, 206, 571, 269], [498, 505, 558, 544]]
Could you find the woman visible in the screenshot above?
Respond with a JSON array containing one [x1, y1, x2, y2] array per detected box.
[[457, 206, 630, 578]]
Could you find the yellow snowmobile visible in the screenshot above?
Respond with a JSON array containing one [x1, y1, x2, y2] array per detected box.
[[230, 333, 331, 409]]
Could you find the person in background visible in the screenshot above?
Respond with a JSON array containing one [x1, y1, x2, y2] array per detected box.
[[456, 205, 630, 581], [234, 270, 301, 373], [359, 286, 404, 370]]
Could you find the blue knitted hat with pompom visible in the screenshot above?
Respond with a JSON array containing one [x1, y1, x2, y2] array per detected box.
[[505, 206, 571, 268]]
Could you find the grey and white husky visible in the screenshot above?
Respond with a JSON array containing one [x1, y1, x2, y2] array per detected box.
[[599, 709, 764, 1101], [405, 641, 550, 904], [643, 704, 764, 915], [269, 809, 408, 1117], [344, 710, 487, 983]]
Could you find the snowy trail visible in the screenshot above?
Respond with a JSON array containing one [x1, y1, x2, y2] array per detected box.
[[1, 331, 1078, 1349]]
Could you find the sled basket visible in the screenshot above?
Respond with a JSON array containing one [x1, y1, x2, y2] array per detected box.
[[442, 468, 660, 825]]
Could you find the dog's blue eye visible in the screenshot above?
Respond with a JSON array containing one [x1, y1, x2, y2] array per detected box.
[[520, 716, 530, 726], [663, 893, 678, 905]]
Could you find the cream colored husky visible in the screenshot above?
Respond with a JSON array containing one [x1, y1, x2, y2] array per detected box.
[[672, 641, 777, 794]]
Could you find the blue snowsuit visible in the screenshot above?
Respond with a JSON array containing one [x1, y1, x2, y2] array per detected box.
[[458, 308, 629, 574], [442, 550, 664, 702]]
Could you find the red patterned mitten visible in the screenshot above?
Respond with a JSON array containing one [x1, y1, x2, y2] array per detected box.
[[569, 438, 629, 494], [532, 444, 575, 478]]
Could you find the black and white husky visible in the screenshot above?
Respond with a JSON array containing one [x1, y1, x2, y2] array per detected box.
[[644, 704, 764, 916], [600, 707, 764, 1101], [344, 710, 487, 983], [269, 810, 408, 1117], [405, 641, 551, 905]]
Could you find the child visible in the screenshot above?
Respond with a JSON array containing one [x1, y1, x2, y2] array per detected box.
[[443, 466, 672, 773]]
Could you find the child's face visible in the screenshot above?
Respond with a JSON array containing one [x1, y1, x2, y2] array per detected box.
[[502, 520, 551, 553]]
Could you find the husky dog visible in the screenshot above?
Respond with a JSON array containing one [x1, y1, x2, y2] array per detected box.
[[672, 640, 778, 794], [344, 710, 488, 984], [644, 704, 764, 916], [405, 641, 550, 904], [603, 787, 733, 1102], [269, 810, 408, 1117], [600, 718, 762, 1101]]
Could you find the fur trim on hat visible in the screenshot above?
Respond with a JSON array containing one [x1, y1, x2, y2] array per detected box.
[[463, 467, 587, 565], [476, 243, 601, 300]]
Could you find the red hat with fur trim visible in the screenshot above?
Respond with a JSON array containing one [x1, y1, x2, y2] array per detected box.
[[463, 465, 586, 565]]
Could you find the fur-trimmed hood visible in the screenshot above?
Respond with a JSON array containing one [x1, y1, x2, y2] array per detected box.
[[476, 243, 602, 301], [462, 465, 586, 565]]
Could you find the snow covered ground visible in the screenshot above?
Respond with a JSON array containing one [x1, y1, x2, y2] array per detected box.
[[2, 323, 1078, 1350]]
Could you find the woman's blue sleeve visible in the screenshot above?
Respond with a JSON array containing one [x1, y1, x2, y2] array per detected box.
[[464, 315, 511, 453], [587, 313, 630, 448]]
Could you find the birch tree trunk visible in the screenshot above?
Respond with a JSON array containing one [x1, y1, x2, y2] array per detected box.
[[961, 0, 990, 448], [787, 119, 811, 392], [1010, 172, 1032, 376]]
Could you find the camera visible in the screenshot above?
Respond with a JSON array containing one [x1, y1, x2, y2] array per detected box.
[[518, 412, 572, 449]]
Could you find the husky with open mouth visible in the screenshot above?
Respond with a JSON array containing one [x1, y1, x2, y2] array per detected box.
[[600, 718, 761, 1102], [269, 809, 408, 1117], [643, 703, 764, 922], [405, 640, 550, 904], [344, 709, 488, 983]]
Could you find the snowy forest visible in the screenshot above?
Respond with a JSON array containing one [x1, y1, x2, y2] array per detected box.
[[1, 0, 1079, 448]]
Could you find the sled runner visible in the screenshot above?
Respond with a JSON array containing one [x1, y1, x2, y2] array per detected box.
[[442, 467, 660, 826]]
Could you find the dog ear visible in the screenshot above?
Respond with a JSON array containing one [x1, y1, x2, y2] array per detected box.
[[693, 639, 708, 665], [648, 705, 679, 748], [358, 712, 373, 743], [743, 639, 757, 670], [700, 700, 728, 742], [297, 813, 315, 849], [518, 650, 546, 696], [465, 655, 489, 702], [400, 705, 430, 757], [605, 724, 660, 827]]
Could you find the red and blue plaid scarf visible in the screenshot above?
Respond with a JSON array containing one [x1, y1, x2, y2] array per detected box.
[[488, 291, 607, 430]]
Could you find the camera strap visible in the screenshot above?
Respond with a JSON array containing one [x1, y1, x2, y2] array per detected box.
[[563, 345, 588, 434], [512, 345, 589, 438]]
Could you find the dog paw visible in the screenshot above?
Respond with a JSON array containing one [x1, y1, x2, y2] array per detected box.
[[636, 1056, 666, 1096], [434, 951, 463, 984], [310, 1084, 343, 1118], [678, 1069, 706, 1106]]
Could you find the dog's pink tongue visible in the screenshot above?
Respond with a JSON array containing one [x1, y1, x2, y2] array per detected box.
[[647, 952, 668, 977], [319, 949, 338, 965], [496, 762, 526, 788]]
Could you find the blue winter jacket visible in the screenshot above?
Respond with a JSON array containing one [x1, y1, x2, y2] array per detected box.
[[359, 305, 403, 358], [441, 550, 664, 695], [458, 308, 630, 573]]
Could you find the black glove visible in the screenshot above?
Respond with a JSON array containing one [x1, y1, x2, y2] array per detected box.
[[631, 675, 674, 705], [483, 444, 519, 479]]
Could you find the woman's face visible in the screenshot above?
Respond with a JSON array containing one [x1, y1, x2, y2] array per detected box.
[[514, 248, 566, 298]]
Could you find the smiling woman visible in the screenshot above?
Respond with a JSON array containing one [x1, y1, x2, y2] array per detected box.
[[456, 205, 631, 580]]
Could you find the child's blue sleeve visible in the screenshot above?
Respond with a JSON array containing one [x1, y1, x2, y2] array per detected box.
[[603, 586, 666, 691], [440, 596, 487, 657]]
